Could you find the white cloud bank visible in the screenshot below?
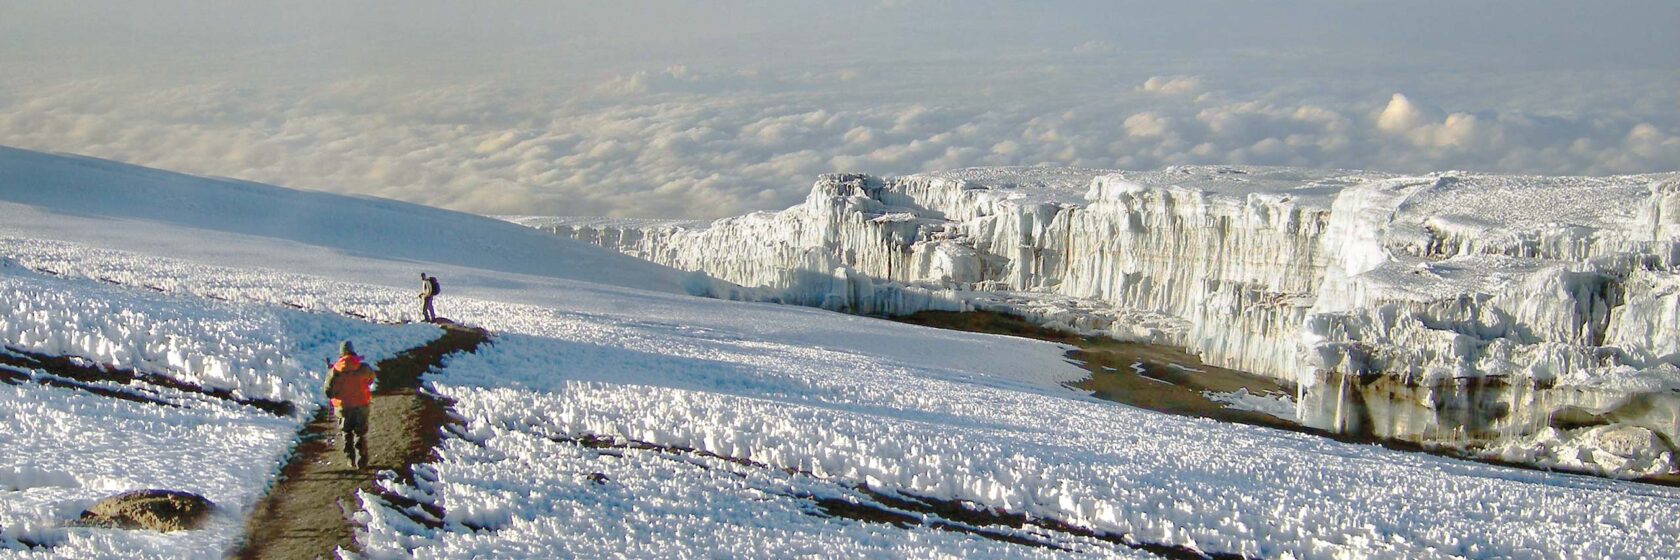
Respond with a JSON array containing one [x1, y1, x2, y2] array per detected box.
[[0, 75, 1674, 219], [1, 2, 1675, 219]]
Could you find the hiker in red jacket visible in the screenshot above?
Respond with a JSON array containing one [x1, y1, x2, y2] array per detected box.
[[324, 340, 377, 469]]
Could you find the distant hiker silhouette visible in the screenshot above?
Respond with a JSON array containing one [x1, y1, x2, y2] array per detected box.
[[324, 341, 376, 469], [419, 273, 440, 322]]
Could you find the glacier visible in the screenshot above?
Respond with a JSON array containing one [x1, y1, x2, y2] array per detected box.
[[520, 165, 1680, 476]]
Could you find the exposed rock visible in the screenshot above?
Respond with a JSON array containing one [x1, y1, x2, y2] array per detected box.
[[79, 489, 214, 532]]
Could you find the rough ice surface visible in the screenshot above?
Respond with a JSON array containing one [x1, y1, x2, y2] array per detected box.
[[3, 147, 1680, 558], [532, 165, 1680, 474]]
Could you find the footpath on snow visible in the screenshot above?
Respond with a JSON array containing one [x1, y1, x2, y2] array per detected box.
[[233, 320, 489, 560]]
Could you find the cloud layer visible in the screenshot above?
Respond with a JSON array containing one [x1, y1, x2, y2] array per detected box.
[[1, 2, 1676, 219], [3, 73, 1673, 219]]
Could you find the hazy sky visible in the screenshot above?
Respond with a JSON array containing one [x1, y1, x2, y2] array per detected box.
[[2, 1, 1676, 218]]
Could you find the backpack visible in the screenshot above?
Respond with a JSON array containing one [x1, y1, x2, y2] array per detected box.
[[428, 277, 441, 295]]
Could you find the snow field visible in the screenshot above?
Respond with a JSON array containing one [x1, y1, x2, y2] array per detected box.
[[0, 264, 437, 406], [360, 307, 1680, 559], [0, 146, 699, 298], [358, 415, 1146, 559], [0, 374, 290, 557], [1, 233, 1100, 557], [2, 238, 439, 326], [0, 265, 438, 557]]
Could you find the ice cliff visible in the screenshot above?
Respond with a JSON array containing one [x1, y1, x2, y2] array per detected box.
[[514, 165, 1680, 476]]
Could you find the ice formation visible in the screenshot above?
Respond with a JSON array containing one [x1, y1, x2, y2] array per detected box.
[[525, 166, 1680, 469]]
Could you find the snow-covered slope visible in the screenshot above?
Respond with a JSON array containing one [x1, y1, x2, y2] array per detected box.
[[0, 146, 711, 299], [3, 147, 1678, 558], [531, 165, 1680, 467]]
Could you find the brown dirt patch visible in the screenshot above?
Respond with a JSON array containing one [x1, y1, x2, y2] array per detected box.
[[1068, 342, 1298, 430]]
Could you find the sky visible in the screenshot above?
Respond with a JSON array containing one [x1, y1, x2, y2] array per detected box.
[[1, 1, 1676, 219]]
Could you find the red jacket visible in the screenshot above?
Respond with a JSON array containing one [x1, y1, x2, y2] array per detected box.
[[325, 355, 375, 409]]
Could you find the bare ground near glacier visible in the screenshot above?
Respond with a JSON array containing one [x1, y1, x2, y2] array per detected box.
[[892, 311, 1296, 428]]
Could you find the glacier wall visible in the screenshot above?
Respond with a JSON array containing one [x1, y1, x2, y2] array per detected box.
[[532, 167, 1375, 379], [521, 166, 1680, 475]]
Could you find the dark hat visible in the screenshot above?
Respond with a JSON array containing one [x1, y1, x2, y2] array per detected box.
[[340, 340, 356, 356]]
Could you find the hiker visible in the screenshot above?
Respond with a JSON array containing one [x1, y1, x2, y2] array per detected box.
[[324, 341, 376, 469], [418, 273, 440, 322]]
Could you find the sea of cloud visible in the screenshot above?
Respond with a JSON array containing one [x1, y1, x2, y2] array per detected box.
[[1, 1, 1675, 220], [2, 67, 1674, 220]]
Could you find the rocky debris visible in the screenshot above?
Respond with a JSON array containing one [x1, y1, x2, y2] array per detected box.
[[79, 489, 214, 532]]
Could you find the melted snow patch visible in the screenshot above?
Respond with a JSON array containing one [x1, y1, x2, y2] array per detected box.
[[1202, 388, 1297, 421]]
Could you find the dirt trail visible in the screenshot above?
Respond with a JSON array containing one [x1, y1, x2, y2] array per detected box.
[[232, 321, 489, 560]]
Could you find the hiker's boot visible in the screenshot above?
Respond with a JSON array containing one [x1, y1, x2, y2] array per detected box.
[[356, 441, 370, 469]]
